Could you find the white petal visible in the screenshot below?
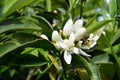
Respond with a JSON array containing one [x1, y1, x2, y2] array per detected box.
[[93, 35, 100, 41], [90, 41, 96, 48], [69, 32, 75, 43], [74, 19, 84, 32], [64, 50, 72, 64], [75, 28, 87, 41], [58, 40, 66, 49], [52, 31, 59, 41], [79, 49, 91, 57], [63, 19, 73, 36], [81, 45, 90, 50], [77, 41, 83, 47], [55, 42, 62, 50], [72, 47, 79, 54], [40, 34, 48, 40]]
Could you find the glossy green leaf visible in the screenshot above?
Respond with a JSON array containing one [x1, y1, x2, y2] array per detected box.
[[32, 15, 53, 39], [0, 0, 35, 21], [108, 0, 117, 17], [111, 29, 120, 44], [0, 33, 56, 58], [21, 47, 39, 57], [15, 54, 48, 67], [69, 0, 76, 10], [92, 54, 111, 64], [0, 53, 48, 67], [0, 42, 20, 58], [0, 18, 41, 34], [72, 55, 101, 80], [86, 20, 112, 34], [85, 13, 98, 28]]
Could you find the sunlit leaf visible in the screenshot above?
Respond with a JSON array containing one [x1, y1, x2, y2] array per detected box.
[[111, 29, 120, 44], [86, 20, 113, 34], [92, 53, 111, 64], [108, 0, 117, 17], [0, 33, 56, 58], [0, 18, 41, 34], [0, 0, 35, 21]]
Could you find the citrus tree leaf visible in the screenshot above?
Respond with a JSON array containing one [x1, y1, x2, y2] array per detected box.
[[32, 15, 53, 39], [111, 29, 120, 44], [0, 33, 56, 58], [0, 18, 41, 34], [86, 20, 112, 34], [72, 54, 101, 80], [108, 0, 117, 17], [0, 0, 35, 21], [92, 53, 111, 64], [0, 53, 49, 67]]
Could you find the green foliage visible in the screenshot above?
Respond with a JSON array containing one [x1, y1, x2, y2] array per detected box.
[[72, 55, 101, 80], [0, 0, 120, 80]]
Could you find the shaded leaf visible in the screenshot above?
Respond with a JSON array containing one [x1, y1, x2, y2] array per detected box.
[[0, 53, 48, 67], [32, 15, 53, 39], [72, 54, 101, 80], [0, 42, 20, 58]]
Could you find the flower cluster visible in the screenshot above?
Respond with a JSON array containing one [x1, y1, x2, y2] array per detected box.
[[41, 19, 103, 64], [52, 19, 91, 64]]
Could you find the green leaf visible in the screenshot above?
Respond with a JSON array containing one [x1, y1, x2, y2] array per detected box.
[[100, 64, 116, 79], [72, 55, 101, 80], [21, 47, 39, 57], [0, 33, 56, 58], [108, 0, 117, 17], [85, 14, 98, 28], [32, 15, 53, 39], [86, 20, 112, 34], [0, 0, 35, 21], [92, 53, 111, 64], [101, 35, 120, 67], [15, 54, 48, 67], [69, 0, 76, 9], [45, 0, 51, 12], [0, 42, 20, 58], [111, 29, 120, 44], [0, 18, 41, 34], [0, 53, 48, 67]]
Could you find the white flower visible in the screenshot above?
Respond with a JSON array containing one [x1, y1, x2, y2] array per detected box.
[[63, 19, 87, 41], [75, 27, 87, 41], [52, 30, 60, 42], [80, 28, 105, 49], [73, 19, 84, 31], [63, 19, 73, 36], [52, 31, 90, 64], [51, 19, 92, 64], [52, 31, 64, 50]]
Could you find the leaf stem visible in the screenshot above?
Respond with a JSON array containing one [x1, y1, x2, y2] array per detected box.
[[59, 54, 67, 79], [26, 68, 34, 80]]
